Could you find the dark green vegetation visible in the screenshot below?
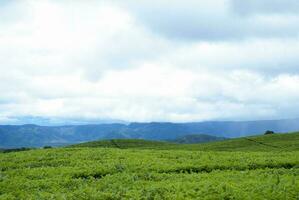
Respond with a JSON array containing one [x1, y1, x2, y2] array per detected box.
[[2, 118, 299, 148], [1, 132, 298, 199], [171, 134, 227, 144], [265, 130, 275, 135], [0, 147, 33, 153], [70, 135, 227, 150], [70, 139, 175, 149]]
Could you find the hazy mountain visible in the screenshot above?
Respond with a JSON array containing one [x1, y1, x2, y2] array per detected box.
[[1, 118, 299, 148]]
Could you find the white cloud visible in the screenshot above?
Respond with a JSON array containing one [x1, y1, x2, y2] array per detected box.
[[120, 0, 299, 41], [0, 0, 299, 123], [231, 0, 299, 15]]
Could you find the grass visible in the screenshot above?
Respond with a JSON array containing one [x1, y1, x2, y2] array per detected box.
[[1, 132, 299, 199], [71, 132, 299, 152]]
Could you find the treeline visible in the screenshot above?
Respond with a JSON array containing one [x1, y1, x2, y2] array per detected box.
[[0, 146, 52, 153]]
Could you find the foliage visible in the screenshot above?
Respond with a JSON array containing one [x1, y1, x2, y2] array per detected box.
[[69, 139, 175, 149], [1, 132, 299, 199], [170, 134, 227, 144], [0, 147, 33, 153], [0, 149, 298, 199], [265, 130, 275, 135]]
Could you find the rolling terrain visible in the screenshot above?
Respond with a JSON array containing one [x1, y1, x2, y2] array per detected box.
[[1, 132, 299, 199], [69, 134, 227, 149], [70, 132, 299, 152], [188, 131, 299, 151]]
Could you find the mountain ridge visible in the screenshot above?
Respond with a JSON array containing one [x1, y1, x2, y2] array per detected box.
[[1, 118, 299, 148]]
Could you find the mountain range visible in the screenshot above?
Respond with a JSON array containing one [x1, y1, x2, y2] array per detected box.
[[1, 118, 299, 148]]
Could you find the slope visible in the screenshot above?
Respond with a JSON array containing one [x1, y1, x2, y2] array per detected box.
[[171, 134, 227, 144], [69, 139, 175, 149], [184, 131, 299, 151], [69, 132, 299, 152]]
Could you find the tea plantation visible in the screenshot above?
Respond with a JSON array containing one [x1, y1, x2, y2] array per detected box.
[[1, 132, 299, 199]]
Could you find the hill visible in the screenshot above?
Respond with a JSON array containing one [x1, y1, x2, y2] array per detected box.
[[1, 118, 299, 148], [71, 135, 226, 149], [69, 132, 299, 152], [183, 131, 299, 151], [171, 134, 227, 144], [70, 139, 175, 149]]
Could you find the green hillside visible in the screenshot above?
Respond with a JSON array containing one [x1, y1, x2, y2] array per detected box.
[[171, 134, 227, 144], [185, 132, 299, 151], [70, 139, 175, 149], [70, 132, 299, 152]]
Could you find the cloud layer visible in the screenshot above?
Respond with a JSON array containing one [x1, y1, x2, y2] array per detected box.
[[0, 0, 299, 123]]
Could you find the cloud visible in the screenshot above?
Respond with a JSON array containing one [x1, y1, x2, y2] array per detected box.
[[0, 1, 171, 79], [0, 0, 299, 123], [159, 38, 299, 75], [1, 64, 299, 122], [120, 0, 299, 41], [231, 0, 299, 15]]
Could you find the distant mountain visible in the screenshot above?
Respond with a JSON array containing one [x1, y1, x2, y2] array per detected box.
[[171, 134, 227, 144], [1, 118, 299, 148]]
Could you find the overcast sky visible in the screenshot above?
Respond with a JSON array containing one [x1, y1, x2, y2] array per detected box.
[[1, 0, 299, 124]]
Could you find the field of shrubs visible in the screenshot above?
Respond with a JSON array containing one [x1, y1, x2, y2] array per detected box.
[[1, 146, 298, 199]]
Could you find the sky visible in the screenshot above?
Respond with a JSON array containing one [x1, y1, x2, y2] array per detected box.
[[1, 0, 299, 124]]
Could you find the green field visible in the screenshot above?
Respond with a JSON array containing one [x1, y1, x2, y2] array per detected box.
[[1, 133, 299, 199]]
